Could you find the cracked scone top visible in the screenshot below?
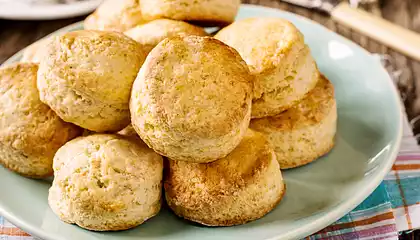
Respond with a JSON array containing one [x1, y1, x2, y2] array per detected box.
[[215, 17, 319, 118], [140, 0, 240, 26], [165, 129, 285, 226], [84, 0, 147, 32], [37, 30, 147, 132], [48, 134, 163, 231], [125, 19, 209, 55], [250, 75, 337, 169], [0, 63, 81, 178], [130, 35, 254, 163]]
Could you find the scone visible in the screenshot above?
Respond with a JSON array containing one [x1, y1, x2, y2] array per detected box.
[[37, 30, 147, 132], [215, 18, 319, 118], [125, 19, 208, 54], [84, 0, 147, 32], [250, 74, 337, 169], [48, 134, 163, 231], [165, 129, 285, 226], [0, 63, 81, 178], [140, 0, 240, 26], [20, 37, 52, 63], [130, 35, 253, 163]]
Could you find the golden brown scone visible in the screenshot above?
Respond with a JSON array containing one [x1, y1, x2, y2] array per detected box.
[[125, 19, 209, 54], [130, 35, 253, 163], [165, 129, 285, 226], [140, 0, 240, 26], [20, 37, 52, 63], [48, 134, 163, 231], [250, 75, 337, 169], [0, 63, 81, 178], [215, 17, 319, 118], [84, 0, 147, 32], [37, 30, 147, 132]]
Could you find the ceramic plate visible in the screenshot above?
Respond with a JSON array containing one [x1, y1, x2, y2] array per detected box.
[[0, 4, 403, 240], [0, 0, 102, 20]]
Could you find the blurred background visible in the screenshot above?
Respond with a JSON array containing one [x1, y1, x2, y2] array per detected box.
[[0, 0, 419, 238]]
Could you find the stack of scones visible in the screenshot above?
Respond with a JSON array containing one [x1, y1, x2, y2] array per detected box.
[[0, 0, 337, 231]]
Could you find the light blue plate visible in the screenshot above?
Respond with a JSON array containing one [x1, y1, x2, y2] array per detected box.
[[0, 4, 403, 240]]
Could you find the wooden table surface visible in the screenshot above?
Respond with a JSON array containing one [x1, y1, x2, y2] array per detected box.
[[0, 0, 419, 238]]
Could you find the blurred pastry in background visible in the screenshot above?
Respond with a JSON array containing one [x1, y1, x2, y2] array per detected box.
[[0, 63, 81, 178], [125, 19, 209, 54], [164, 129, 285, 226], [140, 0, 240, 26], [37, 30, 147, 132], [215, 18, 319, 118], [48, 134, 163, 231], [250, 74, 337, 169], [84, 0, 146, 32]]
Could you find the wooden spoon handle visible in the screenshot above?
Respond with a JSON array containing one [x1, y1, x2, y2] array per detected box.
[[330, 2, 420, 61]]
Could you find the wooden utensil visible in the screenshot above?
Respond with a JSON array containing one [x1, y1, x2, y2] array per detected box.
[[280, 0, 420, 61]]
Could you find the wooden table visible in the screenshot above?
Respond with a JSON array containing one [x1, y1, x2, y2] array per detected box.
[[0, 0, 419, 238]]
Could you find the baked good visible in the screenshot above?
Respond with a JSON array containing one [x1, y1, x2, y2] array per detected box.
[[0, 63, 81, 178], [140, 0, 240, 26], [37, 30, 147, 132], [250, 74, 337, 169], [130, 35, 253, 163], [84, 0, 146, 32], [215, 17, 319, 118], [125, 19, 208, 54], [48, 134, 163, 231], [164, 129, 285, 226], [20, 37, 52, 63]]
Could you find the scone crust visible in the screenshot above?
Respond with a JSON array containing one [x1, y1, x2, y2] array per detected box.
[[164, 130, 285, 226], [130, 35, 253, 163], [125, 19, 209, 54], [84, 0, 147, 32], [250, 75, 337, 169], [37, 30, 146, 132], [48, 134, 163, 231], [251, 49, 319, 118], [140, 0, 240, 26], [0, 63, 81, 178], [215, 17, 319, 118]]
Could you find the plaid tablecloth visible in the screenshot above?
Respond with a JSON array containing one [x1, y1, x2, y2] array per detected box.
[[1, 113, 419, 240]]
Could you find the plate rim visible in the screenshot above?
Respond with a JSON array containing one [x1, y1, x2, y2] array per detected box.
[[0, 4, 404, 240], [0, 0, 103, 20]]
